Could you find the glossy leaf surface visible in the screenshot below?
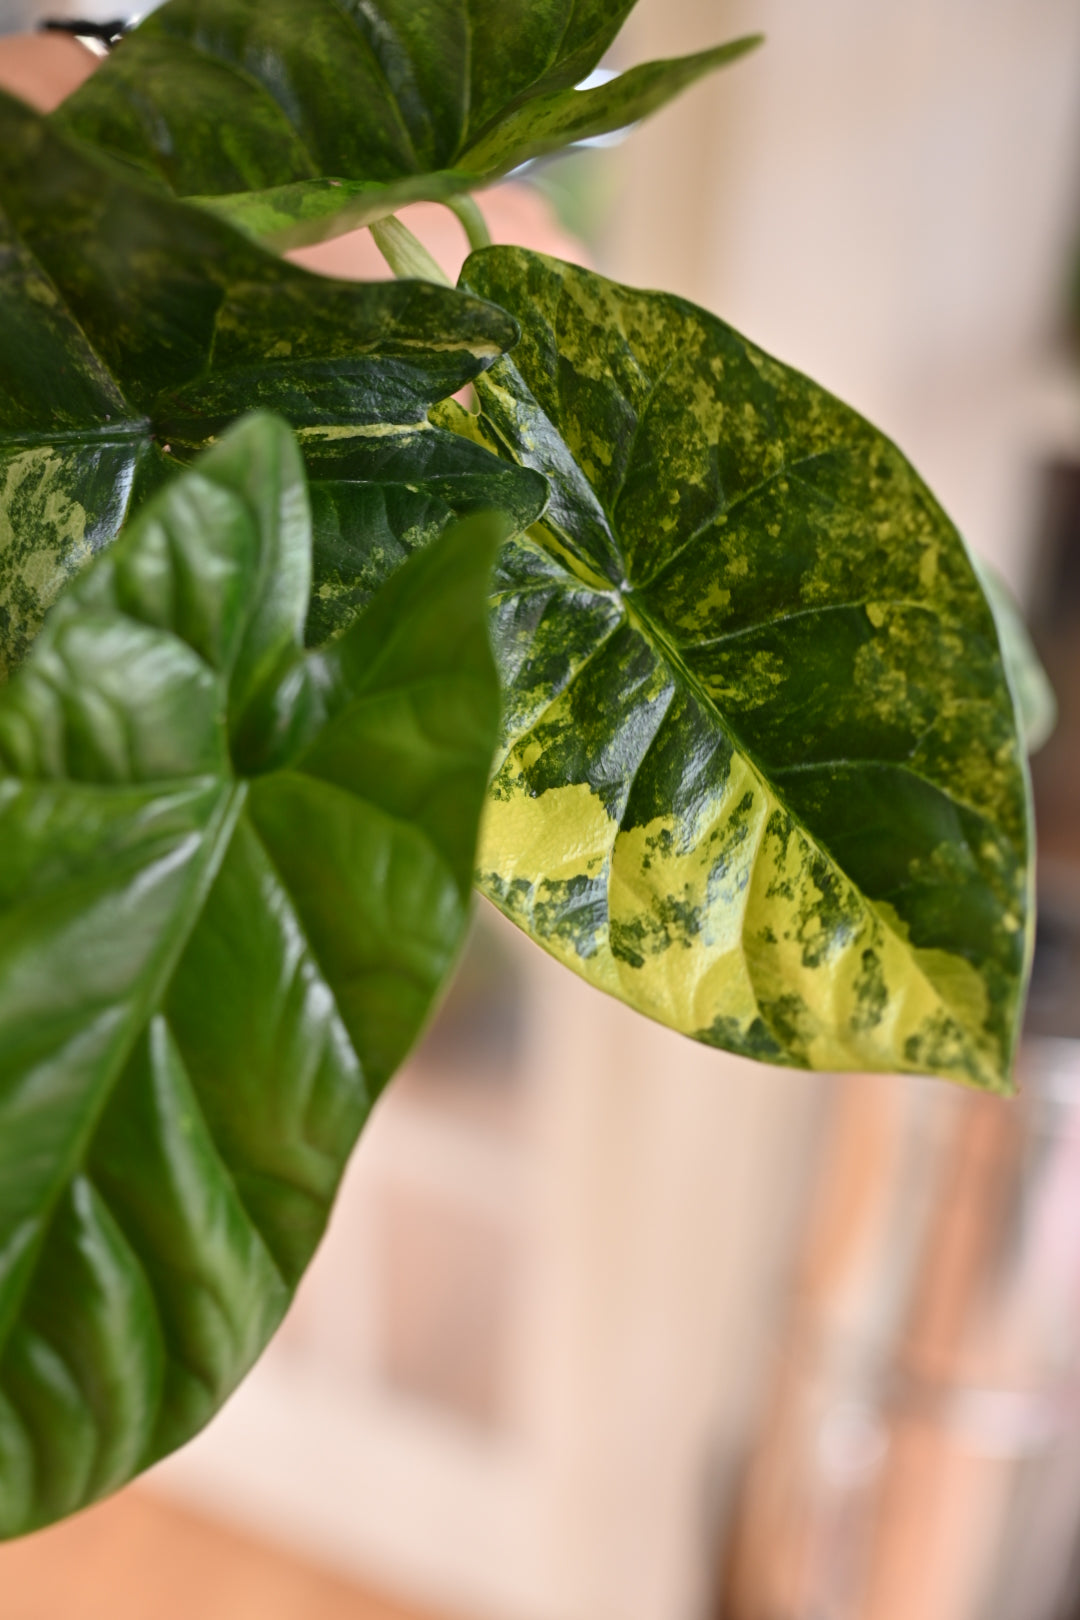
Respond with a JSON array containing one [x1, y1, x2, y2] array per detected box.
[[0, 414, 502, 1536], [54, 0, 760, 249], [459, 248, 1033, 1090], [0, 91, 546, 675]]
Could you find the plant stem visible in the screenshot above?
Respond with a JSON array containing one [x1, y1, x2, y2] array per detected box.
[[369, 216, 451, 285], [446, 195, 492, 253]]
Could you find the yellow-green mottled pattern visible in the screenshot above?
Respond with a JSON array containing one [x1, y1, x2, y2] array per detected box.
[[54, 0, 757, 251], [0, 195, 155, 676], [0, 93, 543, 673], [460, 248, 1033, 1090], [299, 422, 546, 645]]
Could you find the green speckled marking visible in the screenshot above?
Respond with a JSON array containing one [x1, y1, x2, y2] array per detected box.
[[461, 248, 1033, 1090], [300, 421, 547, 643], [53, 0, 759, 250], [0, 93, 544, 674], [0, 443, 143, 675]]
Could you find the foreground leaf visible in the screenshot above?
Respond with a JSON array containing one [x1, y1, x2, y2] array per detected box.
[[458, 248, 1033, 1090], [0, 413, 502, 1536], [0, 90, 546, 676], [54, 0, 760, 250]]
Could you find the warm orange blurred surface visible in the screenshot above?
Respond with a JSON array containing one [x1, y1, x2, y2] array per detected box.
[[0, 30, 95, 109], [0, 1488, 440, 1620]]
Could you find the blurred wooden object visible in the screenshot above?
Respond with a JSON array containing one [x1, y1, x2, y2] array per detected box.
[[719, 1044, 1080, 1620], [0, 1487, 441, 1620], [718, 1070, 959, 1619]]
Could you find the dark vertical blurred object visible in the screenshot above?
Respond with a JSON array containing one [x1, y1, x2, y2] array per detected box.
[[1029, 449, 1080, 1620], [1028, 460, 1080, 1042]]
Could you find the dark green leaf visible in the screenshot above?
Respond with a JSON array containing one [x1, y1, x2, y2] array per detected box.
[[0, 90, 547, 676], [53, 0, 761, 250], [0, 413, 503, 1536], [457, 247, 1033, 1091]]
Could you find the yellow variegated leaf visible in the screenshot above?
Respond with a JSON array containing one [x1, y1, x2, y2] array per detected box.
[[457, 248, 1034, 1090]]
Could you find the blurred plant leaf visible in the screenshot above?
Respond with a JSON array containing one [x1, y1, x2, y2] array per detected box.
[[0, 414, 503, 1537], [0, 90, 547, 675], [975, 559, 1057, 756], [53, 0, 761, 249], [457, 247, 1033, 1091]]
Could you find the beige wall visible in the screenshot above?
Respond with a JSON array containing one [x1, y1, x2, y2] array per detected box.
[[608, 0, 1080, 597]]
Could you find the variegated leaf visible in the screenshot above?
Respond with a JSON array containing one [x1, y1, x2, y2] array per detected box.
[[458, 247, 1033, 1090], [0, 90, 546, 676], [53, 0, 760, 250]]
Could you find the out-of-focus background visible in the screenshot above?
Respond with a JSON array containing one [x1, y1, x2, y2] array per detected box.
[[4, 2, 1080, 1617]]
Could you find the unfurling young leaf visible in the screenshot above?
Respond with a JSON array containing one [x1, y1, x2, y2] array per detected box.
[[52, 0, 761, 250], [0, 413, 503, 1537], [455, 248, 1033, 1091], [0, 90, 547, 677]]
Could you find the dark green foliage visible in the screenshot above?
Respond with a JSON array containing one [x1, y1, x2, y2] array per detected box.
[[0, 415, 503, 1535], [0, 91, 546, 674], [0, 0, 1049, 1546], [53, 0, 760, 248]]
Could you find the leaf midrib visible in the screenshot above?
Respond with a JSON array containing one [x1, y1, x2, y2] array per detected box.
[[0, 423, 149, 450], [485, 323, 995, 854], [506, 467, 1001, 1079], [484, 345, 1001, 831]]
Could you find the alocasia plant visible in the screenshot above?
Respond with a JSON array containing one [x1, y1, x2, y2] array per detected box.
[[456, 249, 1031, 1089], [52, 1, 761, 249], [0, 89, 545, 673], [0, 412, 503, 1535], [0, 0, 1045, 1534]]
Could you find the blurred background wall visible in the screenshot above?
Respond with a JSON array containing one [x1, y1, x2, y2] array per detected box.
[[610, 0, 1080, 600], [3, 4, 1080, 1620]]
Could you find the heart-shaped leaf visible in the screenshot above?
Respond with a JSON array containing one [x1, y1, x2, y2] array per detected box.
[[458, 247, 1033, 1090], [0, 412, 503, 1537], [53, 0, 760, 249], [0, 90, 547, 676]]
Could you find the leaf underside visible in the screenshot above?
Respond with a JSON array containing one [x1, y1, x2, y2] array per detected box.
[[53, 0, 760, 249], [0, 90, 547, 678], [456, 248, 1033, 1091], [0, 414, 502, 1537]]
